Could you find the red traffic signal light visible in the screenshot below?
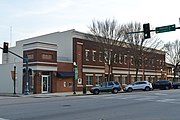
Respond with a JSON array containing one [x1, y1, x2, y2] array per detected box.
[[3, 42, 9, 53], [143, 23, 151, 39]]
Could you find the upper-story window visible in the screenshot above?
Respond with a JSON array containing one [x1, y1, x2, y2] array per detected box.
[[119, 54, 122, 64], [130, 56, 134, 65], [92, 50, 96, 61], [99, 51, 103, 62], [160, 60, 162, 66], [152, 59, 154, 67], [139, 57, 142, 66], [114, 54, 117, 63], [42, 54, 53, 60], [27, 54, 34, 60], [104, 50, 108, 62], [157, 60, 159, 67], [144, 58, 148, 66], [124, 55, 127, 64], [85, 49, 90, 61]]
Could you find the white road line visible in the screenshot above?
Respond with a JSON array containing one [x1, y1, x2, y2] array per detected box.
[[135, 97, 157, 101], [104, 95, 140, 99], [156, 99, 176, 102], [154, 93, 168, 96], [0, 118, 9, 120]]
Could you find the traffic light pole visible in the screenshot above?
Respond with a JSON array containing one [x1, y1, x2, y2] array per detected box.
[[126, 29, 155, 34], [126, 26, 180, 35], [0, 47, 29, 95]]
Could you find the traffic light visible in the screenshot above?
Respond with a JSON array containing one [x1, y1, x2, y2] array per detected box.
[[143, 23, 150, 39], [3, 42, 9, 53]]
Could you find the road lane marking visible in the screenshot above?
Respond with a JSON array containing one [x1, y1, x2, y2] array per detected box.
[[135, 97, 157, 101], [0, 118, 9, 120], [154, 93, 168, 96], [156, 99, 176, 102]]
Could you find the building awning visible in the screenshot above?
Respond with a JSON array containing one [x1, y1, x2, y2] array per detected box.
[[56, 71, 74, 78]]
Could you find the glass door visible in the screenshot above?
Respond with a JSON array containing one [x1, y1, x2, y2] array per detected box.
[[41, 75, 49, 93]]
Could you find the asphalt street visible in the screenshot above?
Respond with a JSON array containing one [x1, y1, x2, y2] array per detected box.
[[0, 89, 180, 120]]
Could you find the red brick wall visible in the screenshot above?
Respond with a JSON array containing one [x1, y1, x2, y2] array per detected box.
[[24, 49, 57, 63], [56, 62, 74, 92]]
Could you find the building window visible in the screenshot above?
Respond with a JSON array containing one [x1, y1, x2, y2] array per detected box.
[[157, 60, 159, 67], [85, 49, 90, 61], [160, 60, 162, 66], [86, 75, 93, 85], [27, 54, 34, 60], [104, 50, 108, 62], [114, 54, 117, 63], [124, 55, 127, 64], [139, 57, 142, 66], [122, 76, 127, 85], [95, 75, 102, 86], [130, 56, 134, 65], [99, 51, 103, 62], [119, 54, 122, 64], [92, 50, 96, 61], [114, 76, 120, 83], [145, 58, 148, 66], [42, 54, 53, 60], [152, 59, 154, 67]]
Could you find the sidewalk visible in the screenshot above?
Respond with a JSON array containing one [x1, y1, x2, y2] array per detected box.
[[0, 91, 92, 98], [24, 91, 92, 98]]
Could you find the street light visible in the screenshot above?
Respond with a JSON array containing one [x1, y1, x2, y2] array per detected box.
[[128, 51, 130, 84], [108, 49, 113, 81], [73, 62, 78, 94]]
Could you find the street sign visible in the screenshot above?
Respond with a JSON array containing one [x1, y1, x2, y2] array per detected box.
[[155, 24, 176, 33]]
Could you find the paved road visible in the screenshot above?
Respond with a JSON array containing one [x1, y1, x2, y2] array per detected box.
[[0, 89, 180, 120]]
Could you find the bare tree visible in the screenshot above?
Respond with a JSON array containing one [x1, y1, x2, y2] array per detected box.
[[88, 19, 126, 81], [122, 22, 163, 82], [164, 40, 180, 81]]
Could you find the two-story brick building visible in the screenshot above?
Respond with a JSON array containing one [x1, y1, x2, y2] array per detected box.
[[0, 29, 166, 94]]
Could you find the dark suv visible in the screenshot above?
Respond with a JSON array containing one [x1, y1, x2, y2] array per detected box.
[[90, 81, 121, 95], [153, 80, 172, 90]]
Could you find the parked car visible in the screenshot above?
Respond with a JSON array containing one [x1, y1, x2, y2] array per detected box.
[[172, 82, 180, 89], [153, 80, 172, 90], [124, 81, 153, 92], [90, 81, 121, 95]]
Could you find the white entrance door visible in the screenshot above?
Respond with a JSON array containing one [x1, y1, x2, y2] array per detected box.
[[42, 75, 49, 93]]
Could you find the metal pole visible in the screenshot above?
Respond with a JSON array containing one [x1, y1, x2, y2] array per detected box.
[[73, 62, 77, 94], [14, 64, 16, 94], [161, 69, 163, 80], [24, 58, 29, 95]]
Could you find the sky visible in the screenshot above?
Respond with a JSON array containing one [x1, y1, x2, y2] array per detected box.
[[0, 0, 180, 63]]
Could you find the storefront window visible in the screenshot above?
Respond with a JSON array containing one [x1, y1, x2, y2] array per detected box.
[[95, 76, 102, 86], [86, 75, 93, 85]]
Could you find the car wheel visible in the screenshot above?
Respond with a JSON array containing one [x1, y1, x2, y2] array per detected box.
[[145, 86, 150, 91], [127, 88, 133, 92], [112, 88, 118, 94], [94, 89, 99, 95]]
